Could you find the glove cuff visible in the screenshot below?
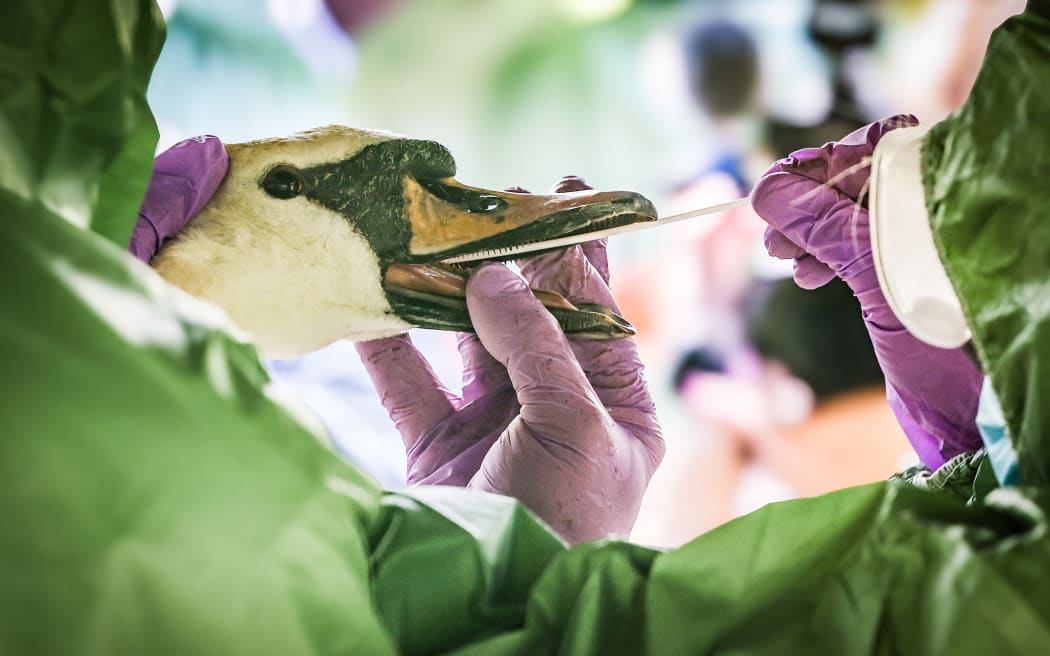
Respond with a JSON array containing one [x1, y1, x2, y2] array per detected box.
[[129, 135, 228, 263]]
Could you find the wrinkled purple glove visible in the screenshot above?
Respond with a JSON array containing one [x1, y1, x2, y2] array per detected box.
[[356, 177, 665, 544], [129, 136, 228, 263], [750, 115, 983, 470]]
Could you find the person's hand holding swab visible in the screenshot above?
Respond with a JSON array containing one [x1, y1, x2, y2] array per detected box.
[[750, 115, 983, 469]]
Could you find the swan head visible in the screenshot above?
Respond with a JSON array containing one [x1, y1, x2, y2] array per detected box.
[[151, 126, 657, 358]]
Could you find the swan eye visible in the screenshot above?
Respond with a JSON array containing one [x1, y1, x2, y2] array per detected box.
[[261, 165, 303, 199]]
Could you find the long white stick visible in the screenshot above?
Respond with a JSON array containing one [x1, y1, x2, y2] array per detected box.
[[441, 196, 751, 263]]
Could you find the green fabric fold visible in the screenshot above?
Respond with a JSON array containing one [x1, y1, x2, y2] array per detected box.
[[1, 1, 163, 245], [1, 2, 392, 653]]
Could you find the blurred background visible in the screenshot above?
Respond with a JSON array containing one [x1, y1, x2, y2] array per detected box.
[[148, 0, 1025, 547]]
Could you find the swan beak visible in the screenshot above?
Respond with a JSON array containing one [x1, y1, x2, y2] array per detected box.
[[400, 176, 657, 261], [384, 262, 637, 339], [384, 176, 657, 339]]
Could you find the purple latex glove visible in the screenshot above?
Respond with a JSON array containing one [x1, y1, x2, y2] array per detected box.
[[129, 136, 228, 263], [750, 115, 983, 470], [357, 176, 665, 544]]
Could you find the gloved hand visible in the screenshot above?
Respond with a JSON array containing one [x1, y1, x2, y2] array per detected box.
[[356, 177, 665, 544], [129, 136, 228, 263], [750, 115, 983, 469]]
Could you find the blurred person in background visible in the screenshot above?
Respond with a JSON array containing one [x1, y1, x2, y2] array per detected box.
[[638, 278, 913, 545], [628, 0, 884, 371], [631, 4, 896, 544]]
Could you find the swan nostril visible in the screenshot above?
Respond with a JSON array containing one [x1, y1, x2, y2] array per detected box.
[[466, 195, 507, 213], [418, 179, 508, 214]]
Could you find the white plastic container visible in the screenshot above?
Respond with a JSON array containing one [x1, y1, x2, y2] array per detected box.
[[869, 124, 971, 349]]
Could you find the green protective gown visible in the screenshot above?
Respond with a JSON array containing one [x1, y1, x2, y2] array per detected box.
[[2, 1, 1050, 655], [923, 0, 1050, 486]]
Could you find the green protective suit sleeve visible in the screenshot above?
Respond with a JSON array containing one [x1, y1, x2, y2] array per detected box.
[[0, 1, 394, 654], [5, 2, 1050, 655], [922, 0, 1050, 485]]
